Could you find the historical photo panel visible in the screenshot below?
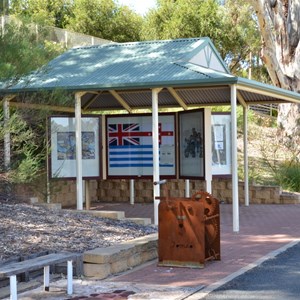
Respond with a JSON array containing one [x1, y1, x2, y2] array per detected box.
[[50, 116, 100, 178], [211, 113, 231, 175], [179, 109, 205, 178]]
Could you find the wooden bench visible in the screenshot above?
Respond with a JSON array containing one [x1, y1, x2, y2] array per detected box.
[[0, 252, 77, 300]]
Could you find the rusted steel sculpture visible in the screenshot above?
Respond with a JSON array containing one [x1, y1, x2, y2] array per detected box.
[[158, 191, 220, 268]]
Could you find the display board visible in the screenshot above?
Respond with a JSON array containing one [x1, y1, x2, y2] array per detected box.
[[211, 113, 231, 175], [106, 114, 176, 178], [50, 116, 100, 178], [179, 109, 205, 178]]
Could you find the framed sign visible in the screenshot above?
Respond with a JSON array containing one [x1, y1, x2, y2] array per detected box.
[[106, 113, 176, 178], [211, 113, 231, 175], [50, 116, 101, 179], [179, 109, 205, 178]]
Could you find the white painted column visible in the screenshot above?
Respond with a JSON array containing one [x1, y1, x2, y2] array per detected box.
[[10, 275, 17, 300], [1, 16, 5, 36], [204, 108, 212, 193], [243, 106, 249, 206], [231, 85, 239, 233], [85, 180, 90, 210], [185, 180, 190, 198], [44, 265, 50, 291], [75, 93, 83, 210], [152, 88, 162, 226], [130, 179, 135, 205], [67, 260, 73, 295], [3, 98, 10, 170]]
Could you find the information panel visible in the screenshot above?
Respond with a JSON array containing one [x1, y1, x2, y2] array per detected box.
[[50, 116, 100, 178], [211, 113, 231, 175], [106, 114, 176, 178], [179, 109, 205, 178]]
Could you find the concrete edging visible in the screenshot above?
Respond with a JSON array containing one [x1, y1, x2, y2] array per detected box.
[[83, 233, 158, 279]]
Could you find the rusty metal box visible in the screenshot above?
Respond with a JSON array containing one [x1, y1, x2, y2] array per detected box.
[[158, 191, 220, 268]]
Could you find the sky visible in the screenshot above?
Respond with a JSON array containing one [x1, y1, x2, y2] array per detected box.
[[117, 0, 157, 15]]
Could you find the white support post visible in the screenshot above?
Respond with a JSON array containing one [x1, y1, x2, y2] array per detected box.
[[85, 180, 90, 210], [67, 260, 73, 295], [75, 93, 83, 210], [1, 15, 5, 36], [44, 265, 50, 291], [231, 85, 239, 233], [185, 179, 190, 198], [204, 108, 212, 194], [10, 275, 17, 300], [130, 179, 135, 205], [152, 88, 162, 226], [243, 106, 249, 206], [3, 98, 10, 170]]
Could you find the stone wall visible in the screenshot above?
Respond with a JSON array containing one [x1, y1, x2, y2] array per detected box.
[[14, 177, 292, 207]]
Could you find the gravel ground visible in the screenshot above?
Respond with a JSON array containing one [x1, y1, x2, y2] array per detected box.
[[0, 202, 157, 262]]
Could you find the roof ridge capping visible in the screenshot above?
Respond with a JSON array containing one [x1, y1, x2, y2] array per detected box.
[[71, 37, 206, 51]]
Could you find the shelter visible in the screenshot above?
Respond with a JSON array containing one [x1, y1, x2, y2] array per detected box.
[[1, 37, 300, 232]]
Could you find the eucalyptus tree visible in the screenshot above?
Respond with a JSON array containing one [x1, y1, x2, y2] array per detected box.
[[249, 0, 300, 138]]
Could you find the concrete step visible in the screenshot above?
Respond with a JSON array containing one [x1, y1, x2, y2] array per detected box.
[[83, 233, 158, 279], [122, 217, 152, 226], [64, 209, 125, 220], [65, 208, 152, 225]]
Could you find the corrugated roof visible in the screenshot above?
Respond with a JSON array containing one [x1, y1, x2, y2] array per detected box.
[[1, 37, 300, 110], [4, 37, 234, 92]]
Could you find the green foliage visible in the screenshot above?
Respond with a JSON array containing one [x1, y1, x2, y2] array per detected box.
[[0, 19, 67, 188], [0, 110, 45, 184], [9, 0, 74, 27], [65, 0, 143, 42], [275, 162, 300, 192], [141, 0, 222, 41], [0, 19, 65, 86]]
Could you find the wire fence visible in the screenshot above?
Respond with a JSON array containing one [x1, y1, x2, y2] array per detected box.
[[0, 15, 112, 48]]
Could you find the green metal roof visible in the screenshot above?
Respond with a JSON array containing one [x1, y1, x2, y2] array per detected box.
[[3, 37, 234, 92], [1, 37, 300, 111]]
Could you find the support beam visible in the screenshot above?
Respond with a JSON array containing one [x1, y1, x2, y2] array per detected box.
[[243, 106, 249, 206], [75, 92, 84, 210], [204, 108, 212, 193], [152, 88, 162, 226], [231, 84, 239, 233], [167, 87, 188, 110], [9, 101, 75, 113], [185, 180, 190, 198], [3, 98, 10, 170], [238, 91, 250, 207], [109, 90, 133, 113], [83, 92, 102, 110], [130, 179, 135, 205]]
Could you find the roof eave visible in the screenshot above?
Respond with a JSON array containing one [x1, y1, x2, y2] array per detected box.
[[4, 77, 239, 94], [237, 77, 300, 104]]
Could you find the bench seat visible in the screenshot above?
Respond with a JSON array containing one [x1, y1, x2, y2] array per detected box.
[[0, 252, 77, 300]]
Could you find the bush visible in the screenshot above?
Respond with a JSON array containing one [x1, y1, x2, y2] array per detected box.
[[276, 162, 300, 192]]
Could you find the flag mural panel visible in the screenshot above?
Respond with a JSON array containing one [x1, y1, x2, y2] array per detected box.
[[106, 114, 176, 177]]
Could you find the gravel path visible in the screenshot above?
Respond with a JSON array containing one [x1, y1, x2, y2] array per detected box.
[[0, 202, 157, 262]]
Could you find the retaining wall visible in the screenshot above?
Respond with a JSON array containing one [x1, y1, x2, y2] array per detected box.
[[12, 178, 297, 206]]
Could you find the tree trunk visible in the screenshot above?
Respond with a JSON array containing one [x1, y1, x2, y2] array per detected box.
[[249, 0, 300, 137]]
